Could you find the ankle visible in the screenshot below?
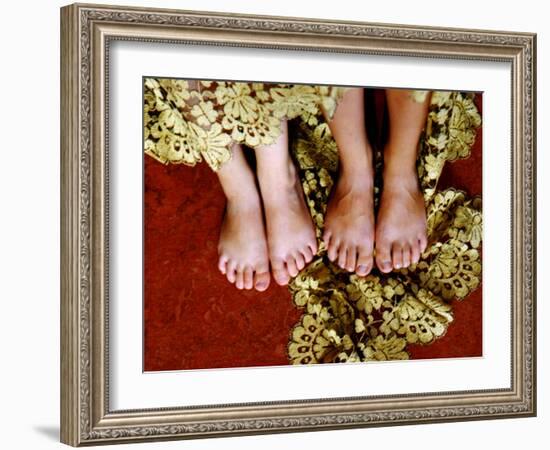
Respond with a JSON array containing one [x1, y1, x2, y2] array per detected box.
[[382, 164, 420, 192], [257, 156, 298, 195], [383, 140, 419, 173], [339, 163, 374, 191], [224, 182, 261, 209], [257, 150, 295, 174]]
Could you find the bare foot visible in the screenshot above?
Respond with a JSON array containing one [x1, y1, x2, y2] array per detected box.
[[217, 191, 271, 291], [375, 164, 428, 273], [323, 171, 375, 276], [216, 142, 270, 291], [255, 119, 318, 286], [260, 161, 318, 286]]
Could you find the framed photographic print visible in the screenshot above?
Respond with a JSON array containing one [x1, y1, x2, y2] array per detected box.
[[60, 2, 537, 446]]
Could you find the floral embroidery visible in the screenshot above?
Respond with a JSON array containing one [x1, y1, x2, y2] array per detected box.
[[144, 79, 350, 171], [450, 205, 483, 249]]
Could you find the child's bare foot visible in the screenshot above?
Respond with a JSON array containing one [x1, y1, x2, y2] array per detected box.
[[323, 170, 375, 276], [375, 162, 427, 273], [321, 87, 375, 276], [216, 142, 270, 291], [255, 120, 318, 286], [259, 160, 318, 286], [217, 191, 271, 291]]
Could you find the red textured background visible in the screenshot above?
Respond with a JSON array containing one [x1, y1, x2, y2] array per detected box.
[[144, 93, 483, 371]]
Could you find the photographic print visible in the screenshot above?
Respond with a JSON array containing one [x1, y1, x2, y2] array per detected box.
[[61, 4, 535, 445], [143, 79, 483, 371]]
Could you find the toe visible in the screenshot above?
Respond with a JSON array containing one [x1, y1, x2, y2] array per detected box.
[[402, 243, 411, 268], [345, 246, 357, 272], [254, 270, 270, 292], [226, 260, 237, 283], [218, 255, 228, 274], [323, 230, 332, 249], [286, 257, 299, 278], [327, 239, 340, 262], [294, 252, 306, 271], [302, 246, 314, 263], [375, 240, 393, 273], [272, 259, 290, 286], [392, 244, 404, 270], [337, 246, 348, 270], [235, 267, 244, 289], [356, 246, 373, 276], [243, 266, 254, 290], [308, 239, 318, 256], [411, 241, 421, 264], [419, 234, 428, 254]]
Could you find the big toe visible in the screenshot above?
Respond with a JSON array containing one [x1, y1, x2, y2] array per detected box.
[[272, 260, 290, 286], [254, 270, 270, 292]]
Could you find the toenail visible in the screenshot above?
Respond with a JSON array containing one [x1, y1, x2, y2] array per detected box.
[[357, 265, 366, 273]]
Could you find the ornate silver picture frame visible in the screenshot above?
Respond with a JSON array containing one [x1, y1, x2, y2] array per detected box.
[[60, 2, 536, 446]]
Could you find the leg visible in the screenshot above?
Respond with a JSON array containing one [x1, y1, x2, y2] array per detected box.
[[375, 89, 430, 273], [254, 119, 318, 286], [217, 142, 270, 291], [323, 88, 375, 276]]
